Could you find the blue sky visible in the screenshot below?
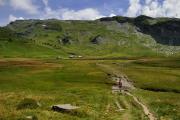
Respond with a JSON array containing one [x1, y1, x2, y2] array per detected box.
[[0, 0, 180, 26]]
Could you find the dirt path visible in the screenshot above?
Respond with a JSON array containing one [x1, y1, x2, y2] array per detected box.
[[124, 92, 155, 120], [97, 63, 134, 90], [97, 63, 156, 120]]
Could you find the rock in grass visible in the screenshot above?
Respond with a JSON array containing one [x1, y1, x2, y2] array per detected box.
[[18, 115, 38, 120], [17, 98, 40, 110], [90, 35, 104, 44], [52, 104, 80, 112], [26, 115, 38, 120]]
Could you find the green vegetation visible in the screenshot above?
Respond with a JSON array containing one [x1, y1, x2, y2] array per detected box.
[[17, 98, 40, 110], [0, 41, 67, 58], [104, 58, 180, 119], [1, 18, 179, 58], [0, 59, 149, 120], [0, 58, 179, 119], [0, 16, 180, 119]]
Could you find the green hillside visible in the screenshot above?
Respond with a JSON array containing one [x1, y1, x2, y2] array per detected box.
[[0, 16, 179, 58], [0, 16, 180, 120]]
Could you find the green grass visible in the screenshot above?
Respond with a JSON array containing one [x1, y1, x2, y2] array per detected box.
[[104, 58, 180, 119], [0, 18, 180, 120], [4, 19, 179, 59], [0, 59, 145, 120], [0, 41, 67, 58], [135, 89, 180, 120], [124, 59, 180, 93], [0, 58, 180, 119]]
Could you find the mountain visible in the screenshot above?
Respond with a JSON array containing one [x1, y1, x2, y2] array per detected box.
[[100, 15, 180, 45], [0, 15, 180, 58]]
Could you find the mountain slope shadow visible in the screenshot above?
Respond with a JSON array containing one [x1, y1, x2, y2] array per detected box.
[[100, 15, 180, 46], [134, 16, 180, 46]]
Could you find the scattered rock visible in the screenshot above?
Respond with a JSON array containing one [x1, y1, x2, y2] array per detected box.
[[90, 35, 104, 44], [52, 104, 80, 112], [69, 55, 75, 58], [25, 115, 38, 120], [69, 55, 83, 59], [42, 24, 47, 27], [56, 56, 63, 59], [59, 35, 72, 45], [78, 56, 83, 58]]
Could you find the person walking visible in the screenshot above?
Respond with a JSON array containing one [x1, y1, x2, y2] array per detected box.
[[118, 79, 122, 89]]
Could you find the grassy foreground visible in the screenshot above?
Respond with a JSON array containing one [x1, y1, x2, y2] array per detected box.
[[0, 58, 179, 120], [0, 59, 146, 120]]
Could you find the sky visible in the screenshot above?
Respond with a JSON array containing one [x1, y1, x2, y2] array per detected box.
[[0, 0, 180, 26]]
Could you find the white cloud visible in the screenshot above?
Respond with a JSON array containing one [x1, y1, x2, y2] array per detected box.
[[126, 0, 142, 17], [145, 0, 153, 4], [61, 8, 104, 20], [42, 0, 49, 6], [41, 0, 104, 20], [10, 0, 38, 14], [47, 8, 104, 20], [40, 0, 105, 20], [126, 0, 180, 18], [109, 13, 116, 17], [42, 7, 116, 20], [9, 14, 24, 22], [3, 0, 113, 24], [0, 0, 5, 6]]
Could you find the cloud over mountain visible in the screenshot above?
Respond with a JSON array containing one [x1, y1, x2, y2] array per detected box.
[[1, 0, 180, 26], [126, 0, 180, 18], [9, 14, 24, 22], [42, 7, 104, 20], [41, 0, 104, 20], [10, 0, 39, 14]]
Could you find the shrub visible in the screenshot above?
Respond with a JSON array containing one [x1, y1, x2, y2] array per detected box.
[[17, 98, 40, 110]]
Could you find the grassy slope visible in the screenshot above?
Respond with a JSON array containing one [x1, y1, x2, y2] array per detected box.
[[0, 18, 179, 59], [5, 20, 178, 58], [0, 19, 179, 120], [0, 41, 67, 58]]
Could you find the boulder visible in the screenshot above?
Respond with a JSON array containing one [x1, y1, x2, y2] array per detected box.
[[52, 104, 80, 112], [90, 35, 104, 44]]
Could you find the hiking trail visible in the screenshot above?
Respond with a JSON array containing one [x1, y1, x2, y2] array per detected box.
[[97, 63, 156, 120]]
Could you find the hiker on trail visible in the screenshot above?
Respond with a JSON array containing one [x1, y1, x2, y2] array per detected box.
[[118, 79, 122, 88]]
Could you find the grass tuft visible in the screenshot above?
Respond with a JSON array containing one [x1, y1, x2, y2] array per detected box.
[[17, 98, 40, 110]]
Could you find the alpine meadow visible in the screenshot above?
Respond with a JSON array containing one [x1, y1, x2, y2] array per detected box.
[[0, 0, 180, 120]]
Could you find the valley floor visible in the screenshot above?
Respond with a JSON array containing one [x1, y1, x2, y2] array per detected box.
[[0, 58, 179, 120]]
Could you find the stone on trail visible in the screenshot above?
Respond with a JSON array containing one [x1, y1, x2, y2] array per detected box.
[[52, 104, 80, 112]]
